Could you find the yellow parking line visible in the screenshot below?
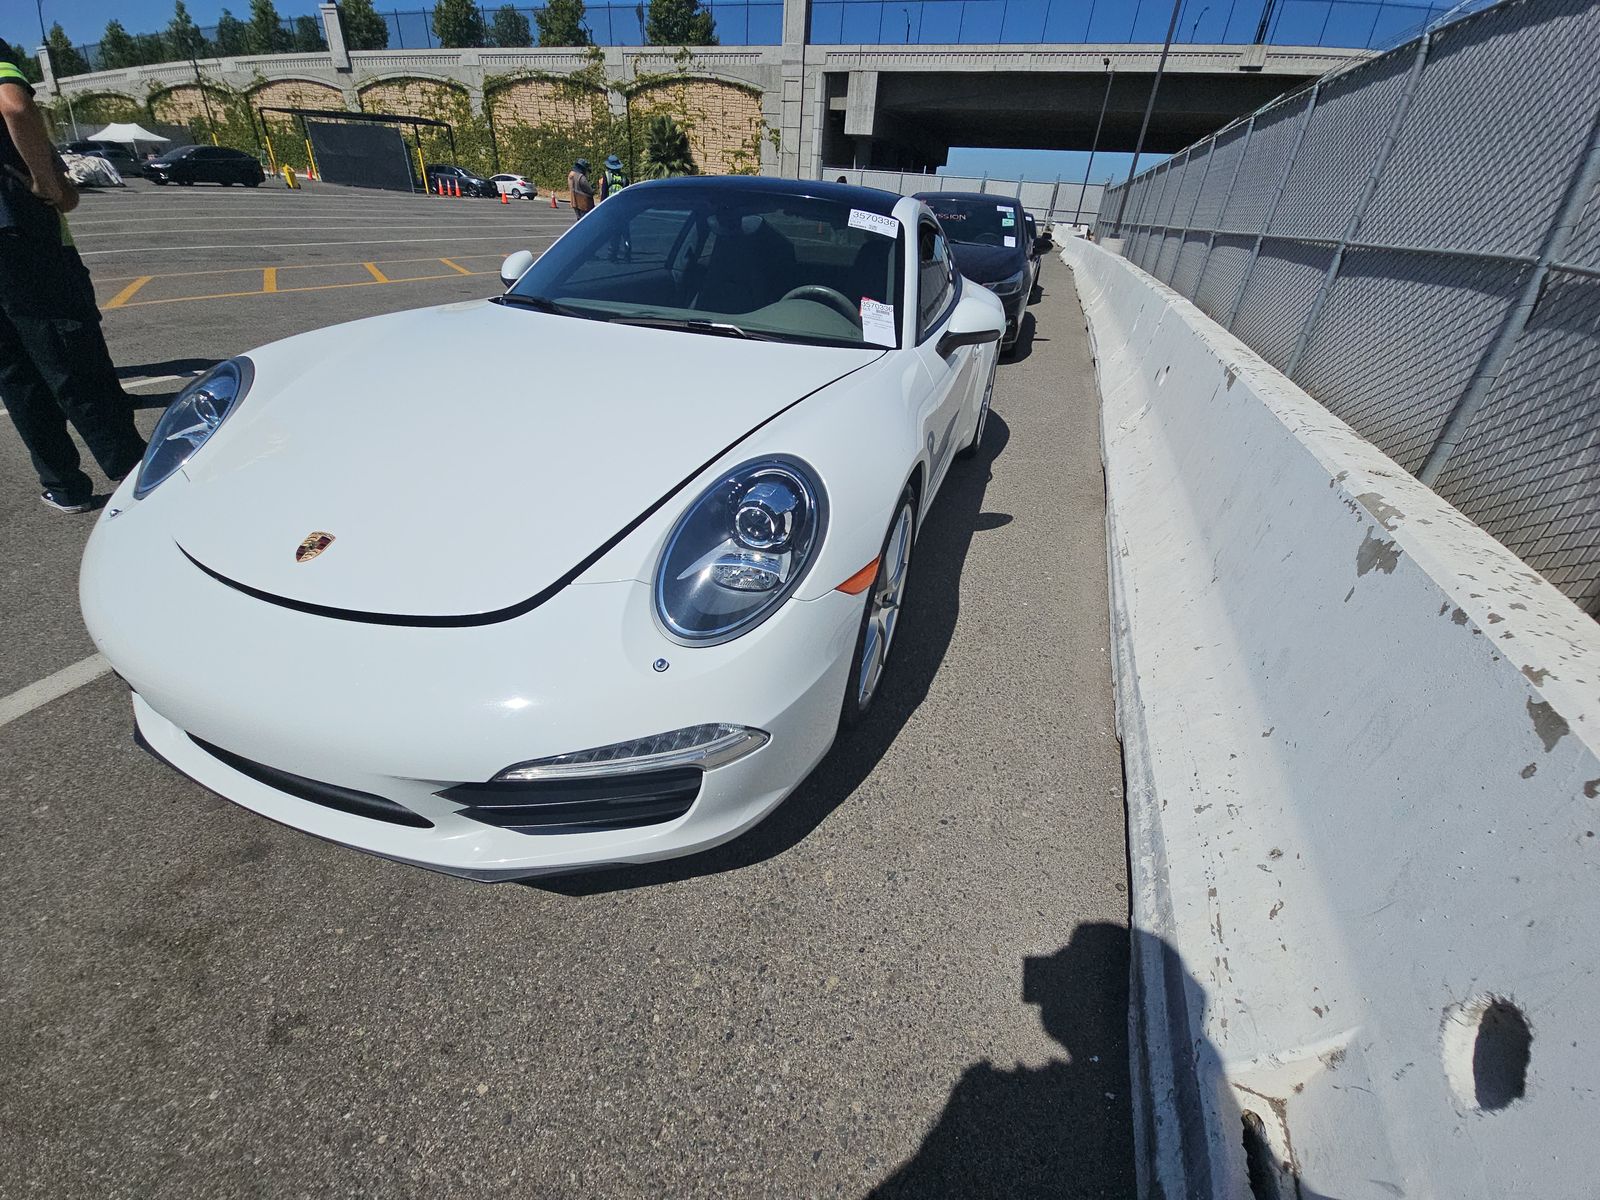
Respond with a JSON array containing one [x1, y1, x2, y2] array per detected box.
[[104, 276, 153, 309], [107, 270, 491, 309], [262, 267, 278, 293], [96, 253, 519, 285], [363, 261, 389, 283], [438, 257, 473, 276]]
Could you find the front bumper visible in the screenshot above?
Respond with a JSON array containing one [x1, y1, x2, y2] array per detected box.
[[85, 504, 862, 880]]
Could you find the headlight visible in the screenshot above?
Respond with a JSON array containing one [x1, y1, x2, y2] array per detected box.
[[989, 269, 1027, 296], [655, 458, 826, 645], [134, 358, 252, 499]]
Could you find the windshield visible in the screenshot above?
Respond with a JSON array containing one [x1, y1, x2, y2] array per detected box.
[[923, 198, 1025, 249], [506, 183, 904, 349]]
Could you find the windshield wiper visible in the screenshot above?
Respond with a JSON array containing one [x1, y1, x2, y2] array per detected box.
[[493, 294, 593, 319], [605, 316, 781, 341]]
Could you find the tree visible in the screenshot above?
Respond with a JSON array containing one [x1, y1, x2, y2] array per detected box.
[[214, 9, 250, 55], [489, 5, 531, 46], [640, 114, 695, 178], [644, 0, 716, 45], [292, 15, 327, 50], [536, 0, 590, 45], [132, 33, 170, 65], [0, 40, 43, 83], [340, 0, 390, 50], [248, 0, 292, 53], [167, 0, 208, 58], [44, 23, 91, 77], [97, 20, 143, 69], [432, 0, 486, 47]]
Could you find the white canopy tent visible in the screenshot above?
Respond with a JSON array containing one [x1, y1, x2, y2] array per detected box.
[[84, 123, 170, 146]]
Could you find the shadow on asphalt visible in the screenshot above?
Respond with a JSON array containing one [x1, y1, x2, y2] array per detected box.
[[867, 921, 1138, 1199], [537, 411, 1013, 897], [1003, 312, 1045, 364]]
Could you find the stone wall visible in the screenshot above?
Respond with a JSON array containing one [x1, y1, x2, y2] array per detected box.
[[489, 77, 609, 130], [252, 78, 347, 111], [629, 78, 765, 175]]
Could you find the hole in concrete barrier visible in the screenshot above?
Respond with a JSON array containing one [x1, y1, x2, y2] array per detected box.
[[1242, 1111, 1283, 1200], [1442, 995, 1531, 1112]]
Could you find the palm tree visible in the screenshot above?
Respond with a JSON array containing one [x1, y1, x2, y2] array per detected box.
[[640, 115, 695, 179]]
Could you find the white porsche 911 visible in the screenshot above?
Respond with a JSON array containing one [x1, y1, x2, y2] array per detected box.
[[80, 176, 1005, 881]]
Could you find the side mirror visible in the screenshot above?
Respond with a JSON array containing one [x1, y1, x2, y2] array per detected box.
[[1034, 234, 1054, 255], [500, 250, 535, 289], [936, 289, 1005, 357]]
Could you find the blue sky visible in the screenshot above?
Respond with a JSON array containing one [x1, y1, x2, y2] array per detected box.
[[19, 0, 1441, 50]]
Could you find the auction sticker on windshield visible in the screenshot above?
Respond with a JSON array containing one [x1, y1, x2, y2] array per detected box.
[[860, 297, 896, 346], [850, 209, 900, 238]]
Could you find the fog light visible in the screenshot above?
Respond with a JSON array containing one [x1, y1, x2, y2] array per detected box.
[[492, 724, 769, 781]]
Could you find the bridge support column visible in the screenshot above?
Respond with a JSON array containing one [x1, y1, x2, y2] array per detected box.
[[779, 0, 810, 176]]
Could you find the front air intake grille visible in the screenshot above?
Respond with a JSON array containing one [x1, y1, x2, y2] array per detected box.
[[190, 737, 434, 829], [438, 768, 701, 834]]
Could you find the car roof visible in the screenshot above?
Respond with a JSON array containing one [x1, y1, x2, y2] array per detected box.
[[915, 190, 1024, 207], [639, 175, 900, 217]]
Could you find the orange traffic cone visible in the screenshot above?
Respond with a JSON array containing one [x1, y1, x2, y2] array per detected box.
[[453, 179, 461, 198], [550, 193, 558, 209], [500, 189, 509, 204]]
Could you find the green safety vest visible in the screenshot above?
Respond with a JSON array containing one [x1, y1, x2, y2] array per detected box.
[[605, 169, 628, 194], [0, 57, 72, 246]]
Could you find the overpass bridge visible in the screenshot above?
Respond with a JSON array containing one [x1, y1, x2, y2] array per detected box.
[[41, 0, 1367, 180]]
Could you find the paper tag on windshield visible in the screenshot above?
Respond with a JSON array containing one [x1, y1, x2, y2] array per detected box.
[[849, 209, 899, 239], [1004, 235, 1016, 248], [860, 298, 897, 347]]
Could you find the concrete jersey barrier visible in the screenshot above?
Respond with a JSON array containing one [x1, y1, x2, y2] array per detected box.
[[1062, 234, 1600, 1198]]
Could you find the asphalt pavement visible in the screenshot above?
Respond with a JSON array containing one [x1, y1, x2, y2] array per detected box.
[[0, 181, 1133, 1199]]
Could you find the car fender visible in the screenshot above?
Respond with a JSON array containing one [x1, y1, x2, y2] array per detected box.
[[570, 350, 929, 604]]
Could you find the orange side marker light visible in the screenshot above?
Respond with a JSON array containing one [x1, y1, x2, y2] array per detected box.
[[835, 558, 881, 595]]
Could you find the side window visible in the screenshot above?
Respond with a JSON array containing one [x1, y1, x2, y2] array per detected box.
[[916, 222, 957, 342]]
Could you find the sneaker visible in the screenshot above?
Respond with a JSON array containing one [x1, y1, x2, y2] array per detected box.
[[41, 490, 93, 514]]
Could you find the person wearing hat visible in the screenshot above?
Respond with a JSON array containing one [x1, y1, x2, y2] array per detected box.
[[598, 154, 630, 261], [599, 154, 629, 202], [566, 158, 595, 221]]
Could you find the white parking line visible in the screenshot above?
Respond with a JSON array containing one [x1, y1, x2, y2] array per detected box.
[[0, 654, 111, 730], [123, 373, 200, 389]]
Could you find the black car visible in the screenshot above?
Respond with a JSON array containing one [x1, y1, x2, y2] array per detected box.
[[144, 145, 265, 187], [63, 140, 142, 174], [915, 191, 1051, 349], [425, 163, 497, 198]]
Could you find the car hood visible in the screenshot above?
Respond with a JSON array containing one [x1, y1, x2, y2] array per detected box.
[[947, 242, 1028, 285], [172, 301, 880, 620]]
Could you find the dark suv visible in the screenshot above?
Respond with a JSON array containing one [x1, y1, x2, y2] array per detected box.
[[915, 191, 1051, 350], [63, 141, 142, 174], [145, 145, 265, 187], [425, 163, 497, 197]]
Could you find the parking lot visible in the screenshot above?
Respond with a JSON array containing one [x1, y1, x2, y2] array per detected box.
[[1, 180, 1132, 1198]]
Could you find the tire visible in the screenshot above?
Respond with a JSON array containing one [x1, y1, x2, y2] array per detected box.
[[956, 353, 997, 461], [841, 488, 917, 727], [221, 180, 233, 186], [179, 179, 194, 186], [152, 177, 167, 185], [245, 177, 260, 188]]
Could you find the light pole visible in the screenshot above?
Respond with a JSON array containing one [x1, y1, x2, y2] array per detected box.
[[1188, 5, 1210, 39], [1113, 0, 1183, 231], [1073, 56, 1113, 227], [191, 56, 220, 145]]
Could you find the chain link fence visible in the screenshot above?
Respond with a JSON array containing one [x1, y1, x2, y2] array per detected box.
[[828, 167, 1107, 226], [1097, 0, 1600, 615]]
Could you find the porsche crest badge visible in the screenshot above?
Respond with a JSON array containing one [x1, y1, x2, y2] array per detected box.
[[295, 531, 335, 563]]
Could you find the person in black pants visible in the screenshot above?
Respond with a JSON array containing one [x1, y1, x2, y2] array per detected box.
[[0, 55, 145, 513]]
